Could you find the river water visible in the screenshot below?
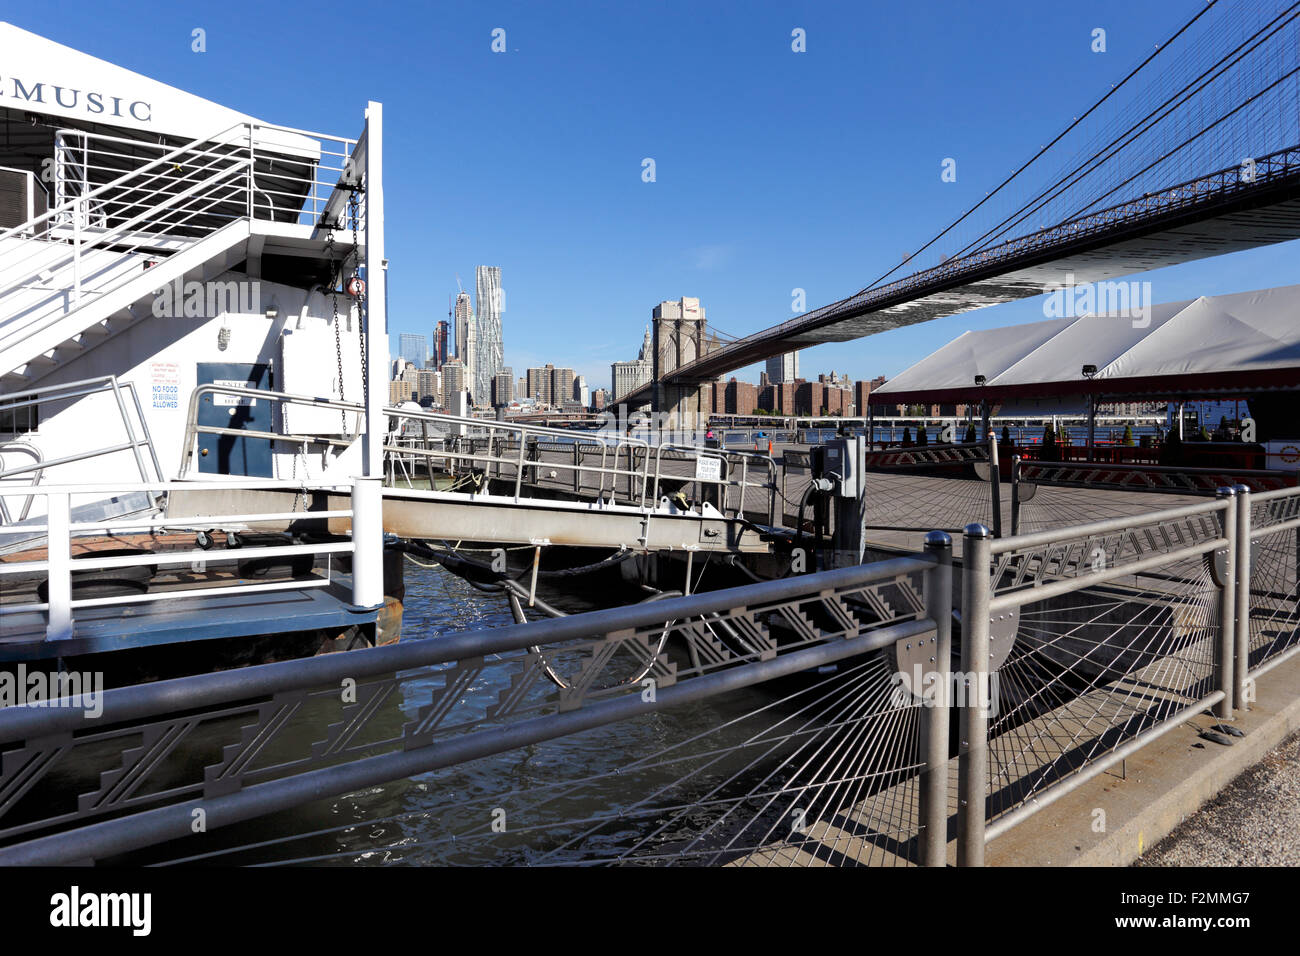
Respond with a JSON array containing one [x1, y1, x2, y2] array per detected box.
[[140, 559, 835, 867]]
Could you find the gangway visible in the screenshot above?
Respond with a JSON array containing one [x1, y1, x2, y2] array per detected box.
[[168, 386, 782, 554]]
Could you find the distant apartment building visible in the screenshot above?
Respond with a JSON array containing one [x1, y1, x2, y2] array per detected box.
[[574, 375, 590, 407], [725, 378, 758, 416], [854, 380, 873, 417], [526, 366, 550, 404], [795, 381, 824, 417], [389, 362, 418, 404], [492, 367, 515, 407], [440, 358, 465, 406], [759, 382, 797, 416], [389, 380, 414, 404], [416, 368, 440, 405], [525, 364, 576, 407], [816, 375, 851, 415]]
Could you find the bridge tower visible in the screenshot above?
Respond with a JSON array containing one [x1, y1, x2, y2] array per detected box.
[[651, 297, 709, 426]]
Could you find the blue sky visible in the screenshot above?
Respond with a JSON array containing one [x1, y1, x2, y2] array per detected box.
[[17, 0, 1300, 390]]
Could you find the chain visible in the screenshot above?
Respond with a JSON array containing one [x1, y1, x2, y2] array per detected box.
[[349, 190, 368, 423], [324, 228, 348, 433]]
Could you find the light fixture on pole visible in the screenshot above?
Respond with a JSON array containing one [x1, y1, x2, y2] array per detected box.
[[1082, 364, 1098, 460], [974, 375, 989, 438]]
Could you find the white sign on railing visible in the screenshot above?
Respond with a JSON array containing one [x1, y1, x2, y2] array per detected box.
[[695, 456, 723, 482]]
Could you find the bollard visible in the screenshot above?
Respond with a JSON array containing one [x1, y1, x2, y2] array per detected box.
[[956, 523, 992, 866], [1213, 487, 1237, 721], [46, 492, 73, 640], [1232, 485, 1252, 711], [351, 476, 385, 610], [919, 531, 954, 866]]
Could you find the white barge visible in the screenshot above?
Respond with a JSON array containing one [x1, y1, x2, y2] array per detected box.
[[0, 21, 398, 669]]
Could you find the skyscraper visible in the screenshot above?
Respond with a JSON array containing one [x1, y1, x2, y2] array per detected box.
[[766, 350, 799, 384], [464, 313, 478, 402], [474, 266, 504, 408], [433, 320, 450, 368], [453, 290, 472, 362], [399, 333, 428, 370]]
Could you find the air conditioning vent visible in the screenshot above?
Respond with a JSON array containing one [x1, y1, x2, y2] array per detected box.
[[0, 166, 47, 235]]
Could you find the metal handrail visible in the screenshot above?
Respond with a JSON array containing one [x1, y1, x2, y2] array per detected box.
[[0, 122, 247, 246], [649, 443, 779, 524], [0, 475, 374, 636], [0, 441, 42, 522], [0, 376, 162, 528], [989, 495, 1228, 555], [0, 118, 368, 378], [178, 385, 655, 493], [175, 385, 784, 552]]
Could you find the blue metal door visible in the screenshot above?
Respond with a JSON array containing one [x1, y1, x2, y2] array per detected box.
[[196, 362, 274, 476]]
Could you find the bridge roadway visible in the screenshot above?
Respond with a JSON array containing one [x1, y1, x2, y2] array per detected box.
[[623, 147, 1300, 409]]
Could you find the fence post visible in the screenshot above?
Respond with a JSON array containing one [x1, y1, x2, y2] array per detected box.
[[46, 492, 73, 641], [351, 475, 385, 610], [1010, 456, 1021, 537], [1213, 487, 1237, 721], [919, 530, 953, 866], [987, 432, 1002, 538], [956, 523, 991, 866], [1232, 484, 1252, 711]]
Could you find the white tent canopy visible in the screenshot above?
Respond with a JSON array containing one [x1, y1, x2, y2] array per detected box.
[[873, 283, 1300, 403]]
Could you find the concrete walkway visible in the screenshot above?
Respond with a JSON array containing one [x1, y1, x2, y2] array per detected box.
[[1135, 728, 1300, 866]]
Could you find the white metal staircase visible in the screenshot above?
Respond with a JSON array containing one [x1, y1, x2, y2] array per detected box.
[[0, 120, 363, 390], [0, 222, 251, 386]]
